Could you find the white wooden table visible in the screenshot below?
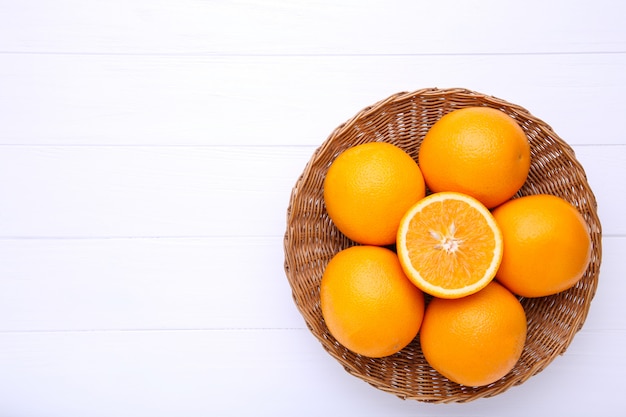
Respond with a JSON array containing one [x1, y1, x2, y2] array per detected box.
[[1, 1, 625, 416]]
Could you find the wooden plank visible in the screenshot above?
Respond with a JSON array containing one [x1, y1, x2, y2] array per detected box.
[[0, 328, 623, 416], [1, 0, 624, 55], [0, 145, 622, 238], [0, 236, 304, 331], [0, 145, 312, 238], [0, 235, 621, 332], [1, 53, 624, 146]]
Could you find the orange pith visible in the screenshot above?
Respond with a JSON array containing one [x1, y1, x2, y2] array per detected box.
[[396, 191, 503, 299]]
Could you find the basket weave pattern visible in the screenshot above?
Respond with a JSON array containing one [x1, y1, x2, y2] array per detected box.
[[284, 88, 602, 402]]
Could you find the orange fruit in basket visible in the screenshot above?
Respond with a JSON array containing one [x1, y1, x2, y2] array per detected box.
[[320, 245, 425, 358], [323, 142, 425, 245], [396, 191, 503, 299], [492, 194, 592, 297], [418, 107, 531, 209], [420, 281, 527, 387]]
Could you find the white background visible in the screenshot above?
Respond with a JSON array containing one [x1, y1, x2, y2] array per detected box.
[[1, 1, 625, 416]]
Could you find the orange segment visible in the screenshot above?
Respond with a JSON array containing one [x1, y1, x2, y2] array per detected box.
[[396, 191, 503, 299]]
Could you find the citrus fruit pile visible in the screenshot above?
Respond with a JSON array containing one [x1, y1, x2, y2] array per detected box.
[[320, 106, 592, 387]]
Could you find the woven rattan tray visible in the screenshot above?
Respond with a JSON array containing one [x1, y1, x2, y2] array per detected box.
[[284, 87, 602, 402]]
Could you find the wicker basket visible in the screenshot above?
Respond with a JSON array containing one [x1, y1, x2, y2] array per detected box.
[[283, 87, 602, 403]]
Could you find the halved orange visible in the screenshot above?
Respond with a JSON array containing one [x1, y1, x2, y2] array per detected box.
[[396, 192, 503, 299]]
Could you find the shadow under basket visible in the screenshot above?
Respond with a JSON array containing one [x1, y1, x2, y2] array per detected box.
[[283, 87, 602, 403]]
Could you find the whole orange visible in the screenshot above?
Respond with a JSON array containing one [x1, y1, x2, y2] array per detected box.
[[420, 281, 527, 387], [320, 245, 425, 358], [418, 107, 530, 209], [492, 194, 592, 297], [323, 142, 425, 245]]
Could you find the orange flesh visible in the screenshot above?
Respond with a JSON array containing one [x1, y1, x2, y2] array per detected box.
[[406, 199, 497, 289]]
